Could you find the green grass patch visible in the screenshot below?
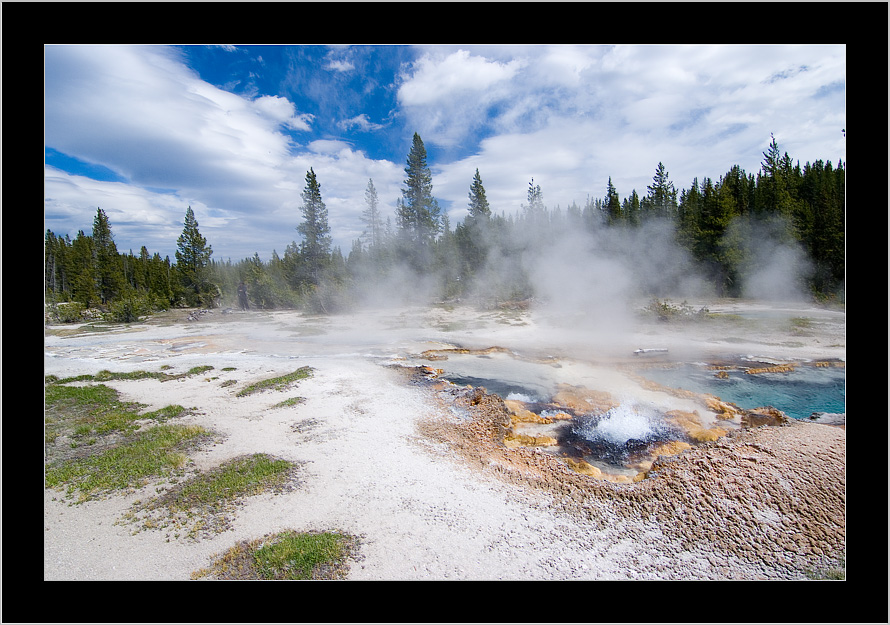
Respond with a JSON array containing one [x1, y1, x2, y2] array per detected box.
[[143, 405, 189, 422], [45, 382, 149, 444], [194, 530, 357, 580], [272, 396, 306, 408], [253, 531, 351, 579], [156, 453, 295, 512], [45, 371, 205, 478], [236, 367, 314, 397], [130, 453, 299, 538], [49, 366, 215, 386], [45, 376, 198, 455], [45, 424, 210, 502]]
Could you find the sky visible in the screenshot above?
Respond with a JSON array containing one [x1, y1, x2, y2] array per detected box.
[[44, 44, 846, 262]]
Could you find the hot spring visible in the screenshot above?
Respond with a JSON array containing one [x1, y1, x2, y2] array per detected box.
[[430, 344, 844, 478], [637, 362, 845, 420]]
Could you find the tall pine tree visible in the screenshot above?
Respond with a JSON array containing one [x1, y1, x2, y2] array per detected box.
[[397, 133, 441, 270], [604, 177, 622, 224], [457, 168, 493, 283], [92, 207, 124, 304], [643, 162, 678, 221], [361, 178, 384, 249], [296, 167, 333, 285], [467, 168, 491, 222], [175, 206, 215, 306]]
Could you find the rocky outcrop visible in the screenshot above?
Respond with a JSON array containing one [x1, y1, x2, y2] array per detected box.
[[741, 406, 790, 428], [746, 364, 795, 374], [564, 457, 602, 477], [808, 412, 845, 426]]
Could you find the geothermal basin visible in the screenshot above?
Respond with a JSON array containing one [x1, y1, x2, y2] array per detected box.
[[44, 297, 846, 581], [408, 298, 844, 479]]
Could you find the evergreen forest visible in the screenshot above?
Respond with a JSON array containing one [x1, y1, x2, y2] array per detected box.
[[45, 133, 845, 323]]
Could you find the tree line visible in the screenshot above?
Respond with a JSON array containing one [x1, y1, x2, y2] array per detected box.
[[45, 132, 844, 321]]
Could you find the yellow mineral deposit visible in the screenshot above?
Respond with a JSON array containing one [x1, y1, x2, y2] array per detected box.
[[664, 409, 728, 442], [504, 399, 553, 424], [564, 457, 602, 477], [504, 432, 558, 448], [551, 384, 618, 414], [746, 364, 795, 374]]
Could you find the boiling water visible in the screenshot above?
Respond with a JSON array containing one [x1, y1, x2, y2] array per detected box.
[[567, 402, 685, 468], [575, 403, 668, 445], [639, 363, 845, 420], [437, 350, 844, 474]]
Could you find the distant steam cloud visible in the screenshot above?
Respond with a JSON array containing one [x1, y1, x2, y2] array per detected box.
[[723, 215, 814, 302]]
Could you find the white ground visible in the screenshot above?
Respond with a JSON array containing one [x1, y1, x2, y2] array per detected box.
[[43, 300, 845, 581]]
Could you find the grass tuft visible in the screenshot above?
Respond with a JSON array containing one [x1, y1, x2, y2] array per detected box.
[[236, 367, 313, 397], [45, 424, 209, 502], [194, 530, 357, 580], [130, 453, 299, 538]]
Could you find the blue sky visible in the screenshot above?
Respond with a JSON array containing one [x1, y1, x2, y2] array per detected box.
[[44, 44, 846, 261]]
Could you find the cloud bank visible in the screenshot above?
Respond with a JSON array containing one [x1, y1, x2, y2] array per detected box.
[[44, 44, 845, 262]]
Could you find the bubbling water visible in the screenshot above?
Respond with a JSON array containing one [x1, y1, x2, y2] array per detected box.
[[574, 402, 670, 446], [582, 404, 655, 444]]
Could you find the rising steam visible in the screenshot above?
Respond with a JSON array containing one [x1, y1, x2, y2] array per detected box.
[[722, 215, 814, 302]]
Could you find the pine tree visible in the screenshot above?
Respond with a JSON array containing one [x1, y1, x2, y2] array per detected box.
[[398, 134, 441, 245], [622, 189, 641, 226], [397, 133, 441, 269], [70, 230, 98, 308], [296, 168, 333, 285], [175, 206, 215, 306], [92, 207, 124, 304], [282, 240, 304, 289], [45, 230, 67, 297], [458, 168, 493, 279], [467, 168, 491, 222], [523, 178, 545, 220], [361, 178, 384, 249], [756, 134, 796, 216], [643, 162, 678, 221], [604, 177, 622, 224]]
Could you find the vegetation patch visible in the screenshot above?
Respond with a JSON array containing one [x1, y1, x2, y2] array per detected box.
[[44, 368, 218, 499], [272, 396, 306, 409], [193, 530, 357, 580], [641, 298, 710, 322], [48, 365, 214, 385], [236, 366, 314, 397], [45, 423, 210, 503], [127, 453, 300, 539], [44, 369, 212, 460], [805, 559, 845, 580]]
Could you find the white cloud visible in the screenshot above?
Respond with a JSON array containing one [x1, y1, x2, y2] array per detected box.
[[252, 94, 314, 131], [397, 48, 526, 146], [398, 49, 523, 107], [337, 113, 384, 133], [326, 58, 355, 72]]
